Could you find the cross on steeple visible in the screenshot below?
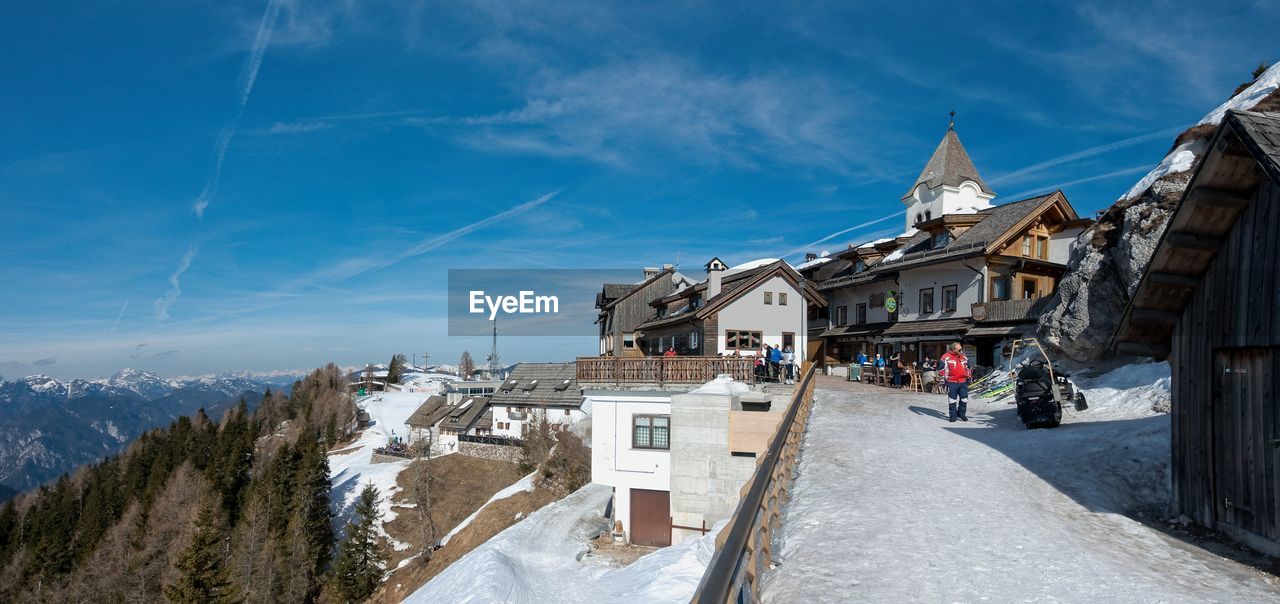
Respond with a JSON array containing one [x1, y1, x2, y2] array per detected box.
[[948, 110, 955, 129]]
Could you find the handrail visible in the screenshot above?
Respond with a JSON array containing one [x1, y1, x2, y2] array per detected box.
[[690, 363, 818, 603]]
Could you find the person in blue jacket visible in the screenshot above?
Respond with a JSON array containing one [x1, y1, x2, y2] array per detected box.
[[856, 351, 869, 365], [873, 353, 886, 368], [769, 345, 783, 381]]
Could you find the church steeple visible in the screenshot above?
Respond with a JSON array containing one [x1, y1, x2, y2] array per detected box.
[[899, 118, 996, 232]]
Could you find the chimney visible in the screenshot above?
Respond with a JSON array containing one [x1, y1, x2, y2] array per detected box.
[[643, 266, 659, 280], [705, 257, 727, 299], [804, 252, 818, 262], [662, 263, 674, 271]]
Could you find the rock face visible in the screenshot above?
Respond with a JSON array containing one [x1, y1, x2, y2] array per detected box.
[[1038, 64, 1280, 363]]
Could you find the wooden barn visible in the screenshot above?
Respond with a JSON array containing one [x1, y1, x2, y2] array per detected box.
[[1113, 109, 1280, 555]]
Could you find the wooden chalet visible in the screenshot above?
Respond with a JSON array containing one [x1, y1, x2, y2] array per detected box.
[[596, 266, 691, 357], [1113, 109, 1280, 555], [633, 258, 826, 357]]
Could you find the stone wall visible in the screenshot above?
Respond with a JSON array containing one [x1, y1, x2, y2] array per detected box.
[[459, 441, 522, 463]]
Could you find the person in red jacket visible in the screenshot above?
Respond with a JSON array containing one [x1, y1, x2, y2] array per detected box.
[[939, 341, 971, 422]]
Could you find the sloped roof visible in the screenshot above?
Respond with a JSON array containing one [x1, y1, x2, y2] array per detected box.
[[442, 395, 491, 431], [873, 193, 1056, 271], [405, 395, 453, 428], [488, 362, 583, 408], [902, 127, 995, 199], [637, 260, 826, 331], [1112, 110, 1280, 357], [881, 317, 973, 337]]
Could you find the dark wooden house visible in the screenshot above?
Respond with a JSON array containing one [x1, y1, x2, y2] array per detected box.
[[1113, 109, 1280, 555], [596, 266, 691, 357]]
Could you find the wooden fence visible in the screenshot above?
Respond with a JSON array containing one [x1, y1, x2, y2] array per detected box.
[[690, 363, 818, 603], [576, 356, 756, 386]]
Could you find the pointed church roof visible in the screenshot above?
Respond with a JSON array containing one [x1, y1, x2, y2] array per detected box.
[[901, 126, 995, 200]]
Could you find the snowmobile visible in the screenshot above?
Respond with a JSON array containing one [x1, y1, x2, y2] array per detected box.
[[1006, 338, 1087, 429]]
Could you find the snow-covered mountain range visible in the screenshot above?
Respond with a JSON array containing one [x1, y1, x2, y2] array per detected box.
[[0, 368, 293, 499]]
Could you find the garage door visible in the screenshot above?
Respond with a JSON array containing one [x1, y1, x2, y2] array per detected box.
[[630, 489, 671, 547]]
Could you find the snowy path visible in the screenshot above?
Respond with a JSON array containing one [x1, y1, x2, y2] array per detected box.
[[761, 376, 1279, 603]]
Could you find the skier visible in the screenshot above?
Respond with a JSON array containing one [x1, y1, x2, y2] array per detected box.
[[939, 342, 971, 422]]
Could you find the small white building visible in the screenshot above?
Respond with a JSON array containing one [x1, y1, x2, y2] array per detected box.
[[589, 378, 787, 548]]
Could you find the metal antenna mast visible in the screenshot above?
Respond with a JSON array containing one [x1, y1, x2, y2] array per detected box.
[[486, 318, 501, 378]]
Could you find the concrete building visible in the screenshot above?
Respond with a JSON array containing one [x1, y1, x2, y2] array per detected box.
[[588, 379, 787, 547]]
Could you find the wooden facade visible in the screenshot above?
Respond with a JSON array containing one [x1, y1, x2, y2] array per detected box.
[[597, 268, 686, 357], [1114, 110, 1280, 554]]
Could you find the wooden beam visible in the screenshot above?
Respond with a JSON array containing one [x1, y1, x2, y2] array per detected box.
[[1188, 186, 1252, 209], [1147, 271, 1202, 289], [1115, 341, 1171, 357], [1130, 308, 1181, 324], [1166, 231, 1225, 251]]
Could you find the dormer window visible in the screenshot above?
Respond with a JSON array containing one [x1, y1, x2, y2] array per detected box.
[[932, 232, 950, 249], [854, 259, 866, 273]]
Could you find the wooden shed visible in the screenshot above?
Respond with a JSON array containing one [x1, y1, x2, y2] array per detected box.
[[1113, 109, 1280, 555]]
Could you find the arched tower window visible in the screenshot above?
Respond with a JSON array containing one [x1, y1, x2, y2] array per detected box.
[[925, 210, 932, 221], [915, 213, 923, 225]]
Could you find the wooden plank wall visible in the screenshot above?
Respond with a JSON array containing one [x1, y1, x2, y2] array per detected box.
[[1171, 178, 1280, 536]]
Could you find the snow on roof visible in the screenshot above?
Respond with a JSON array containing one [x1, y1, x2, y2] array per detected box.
[[857, 237, 895, 249], [689, 375, 752, 396], [795, 255, 833, 271], [882, 247, 906, 263], [724, 258, 781, 275]]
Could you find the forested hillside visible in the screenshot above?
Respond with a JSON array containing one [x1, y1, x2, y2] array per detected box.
[[0, 363, 373, 603]]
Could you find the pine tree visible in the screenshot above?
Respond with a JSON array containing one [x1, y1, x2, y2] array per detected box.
[[459, 351, 475, 379], [291, 435, 334, 598], [164, 500, 238, 603], [387, 354, 406, 385], [330, 484, 385, 602]]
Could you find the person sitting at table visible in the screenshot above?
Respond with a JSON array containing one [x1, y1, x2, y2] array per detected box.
[[856, 351, 869, 366]]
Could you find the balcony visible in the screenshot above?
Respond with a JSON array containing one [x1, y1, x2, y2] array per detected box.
[[507, 410, 528, 421], [970, 296, 1054, 323], [576, 356, 756, 388]]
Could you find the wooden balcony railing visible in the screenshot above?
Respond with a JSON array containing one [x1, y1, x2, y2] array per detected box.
[[576, 356, 756, 386]]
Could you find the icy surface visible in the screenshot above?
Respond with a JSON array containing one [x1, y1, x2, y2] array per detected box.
[[406, 483, 720, 603], [328, 391, 437, 551], [760, 369, 1279, 602]]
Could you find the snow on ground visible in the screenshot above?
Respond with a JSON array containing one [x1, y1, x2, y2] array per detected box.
[[406, 484, 721, 603], [329, 391, 435, 550], [437, 472, 537, 548], [761, 370, 1279, 602], [1199, 62, 1280, 126]]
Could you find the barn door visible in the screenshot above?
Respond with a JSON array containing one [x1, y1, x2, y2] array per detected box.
[[1213, 348, 1279, 541], [630, 489, 671, 547]]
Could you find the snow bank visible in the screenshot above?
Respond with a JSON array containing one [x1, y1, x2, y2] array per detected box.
[[688, 375, 751, 396], [1198, 62, 1280, 126], [329, 391, 432, 551], [407, 483, 720, 603]]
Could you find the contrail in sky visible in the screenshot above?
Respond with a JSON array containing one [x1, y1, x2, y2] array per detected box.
[[783, 210, 905, 258], [988, 127, 1182, 186], [110, 300, 130, 333], [155, 245, 198, 320], [193, 0, 284, 218]]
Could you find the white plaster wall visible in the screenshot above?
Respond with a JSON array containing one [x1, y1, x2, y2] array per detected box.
[[895, 260, 985, 321], [713, 275, 808, 363], [491, 405, 587, 439], [1049, 227, 1083, 264], [589, 393, 673, 542], [828, 280, 895, 325]]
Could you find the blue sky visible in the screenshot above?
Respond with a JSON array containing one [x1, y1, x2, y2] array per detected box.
[[1, 0, 1276, 379]]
